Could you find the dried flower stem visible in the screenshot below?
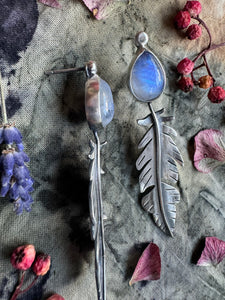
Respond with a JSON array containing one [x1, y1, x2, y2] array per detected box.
[[10, 271, 26, 300], [190, 15, 225, 85], [0, 72, 8, 124], [10, 274, 38, 300]]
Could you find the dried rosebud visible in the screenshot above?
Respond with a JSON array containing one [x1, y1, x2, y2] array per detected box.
[[177, 58, 194, 75], [178, 76, 194, 92], [186, 24, 202, 40], [174, 10, 191, 29], [184, 1, 202, 17], [47, 294, 65, 300], [33, 253, 51, 276], [11, 244, 36, 270], [198, 75, 213, 89], [208, 86, 225, 103]]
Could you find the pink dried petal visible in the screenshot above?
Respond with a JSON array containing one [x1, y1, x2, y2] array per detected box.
[[82, 0, 114, 20], [129, 243, 161, 285], [194, 129, 225, 173], [197, 237, 225, 266], [39, 0, 62, 8]]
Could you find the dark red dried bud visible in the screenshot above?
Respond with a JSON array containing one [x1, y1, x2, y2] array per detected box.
[[208, 86, 225, 103], [33, 253, 51, 276], [11, 244, 36, 271], [184, 1, 202, 17], [186, 24, 202, 40], [174, 10, 191, 29], [199, 75, 213, 89], [178, 77, 194, 92], [177, 58, 194, 75]]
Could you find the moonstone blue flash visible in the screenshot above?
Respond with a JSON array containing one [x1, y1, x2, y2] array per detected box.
[[131, 50, 165, 102], [99, 78, 114, 128]]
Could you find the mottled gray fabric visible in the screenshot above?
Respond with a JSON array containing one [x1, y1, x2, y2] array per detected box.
[[0, 0, 225, 299]]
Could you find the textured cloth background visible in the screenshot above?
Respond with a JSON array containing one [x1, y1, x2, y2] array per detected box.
[[0, 0, 225, 299]]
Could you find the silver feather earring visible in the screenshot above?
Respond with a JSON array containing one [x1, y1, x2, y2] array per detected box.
[[129, 32, 184, 237], [46, 61, 114, 300]]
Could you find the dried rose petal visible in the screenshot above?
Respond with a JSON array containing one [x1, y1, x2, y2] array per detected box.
[[82, 0, 114, 20], [194, 129, 225, 173], [11, 244, 36, 270], [33, 254, 51, 276], [39, 0, 61, 8], [129, 243, 161, 285], [197, 237, 225, 266], [47, 294, 65, 300]]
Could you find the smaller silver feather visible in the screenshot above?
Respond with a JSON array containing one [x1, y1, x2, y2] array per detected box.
[[136, 108, 184, 236]]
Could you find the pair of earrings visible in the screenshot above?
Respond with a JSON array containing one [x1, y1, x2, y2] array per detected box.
[[46, 31, 183, 300]]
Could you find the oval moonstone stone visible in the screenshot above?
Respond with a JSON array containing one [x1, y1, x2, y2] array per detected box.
[[130, 50, 165, 102], [99, 78, 114, 128], [85, 75, 114, 129]]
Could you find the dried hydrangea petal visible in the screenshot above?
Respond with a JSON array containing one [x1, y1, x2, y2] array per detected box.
[[82, 0, 117, 20], [38, 0, 61, 8], [194, 129, 225, 173], [129, 242, 161, 285], [197, 237, 225, 267]]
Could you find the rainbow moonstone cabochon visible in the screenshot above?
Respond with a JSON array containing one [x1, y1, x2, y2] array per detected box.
[[130, 50, 165, 102]]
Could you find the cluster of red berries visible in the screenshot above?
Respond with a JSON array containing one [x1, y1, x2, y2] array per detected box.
[[174, 1, 225, 104], [10, 244, 64, 300]]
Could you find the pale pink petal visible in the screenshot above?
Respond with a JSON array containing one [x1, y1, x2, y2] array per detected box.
[[129, 243, 161, 285], [39, 0, 62, 8], [197, 237, 225, 266], [194, 129, 225, 173], [81, 0, 114, 20]]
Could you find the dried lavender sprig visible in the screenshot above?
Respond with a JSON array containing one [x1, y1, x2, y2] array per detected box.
[[0, 74, 34, 214]]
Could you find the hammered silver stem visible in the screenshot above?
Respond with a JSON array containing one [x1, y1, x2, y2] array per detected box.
[[89, 130, 106, 300]]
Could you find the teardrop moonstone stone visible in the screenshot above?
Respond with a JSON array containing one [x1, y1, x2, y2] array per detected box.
[[130, 50, 165, 102]]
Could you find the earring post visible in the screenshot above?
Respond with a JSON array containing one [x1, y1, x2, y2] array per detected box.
[[45, 66, 85, 76]]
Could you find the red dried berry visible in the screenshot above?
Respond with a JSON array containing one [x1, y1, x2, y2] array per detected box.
[[177, 58, 194, 75], [11, 244, 36, 271], [199, 75, 213, 89], [208, 86, 225, 103], [186, 24, 202, 40], [174, 10, 191, 29], [184, 1, 202, 17], [33, 254, 51, 276], [178, 77, 194, 92]]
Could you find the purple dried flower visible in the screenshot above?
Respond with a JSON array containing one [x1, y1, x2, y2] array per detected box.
[[16, 143, 24, 152], [3, 124, 22, 144], [2, 150, 15, 174]]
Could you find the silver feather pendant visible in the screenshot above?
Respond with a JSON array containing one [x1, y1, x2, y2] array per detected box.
[[130, 32, 184, 236]]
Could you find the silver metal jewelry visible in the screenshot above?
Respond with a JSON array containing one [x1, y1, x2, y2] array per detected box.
[[129, 32, 184, 237], [46, 61, 114, 300]]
